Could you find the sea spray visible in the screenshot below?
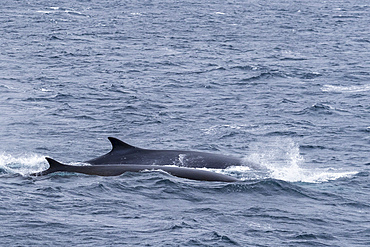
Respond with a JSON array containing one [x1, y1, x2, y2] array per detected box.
[[0, 153, 47, 176], [242, 138, 357, 183]]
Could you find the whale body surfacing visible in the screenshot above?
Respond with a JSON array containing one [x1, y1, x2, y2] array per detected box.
[[86, 137, 246, 169], [32, 137, 254, 182], [33, 157, 239, 182]]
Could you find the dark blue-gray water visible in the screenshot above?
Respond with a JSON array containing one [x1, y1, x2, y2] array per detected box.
[[1, 0, 369, 246]]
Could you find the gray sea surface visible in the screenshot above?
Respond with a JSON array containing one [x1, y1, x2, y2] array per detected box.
[[1, 0, 369, 246]]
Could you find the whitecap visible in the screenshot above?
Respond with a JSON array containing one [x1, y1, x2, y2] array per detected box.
[[36, 7, 60, 14], [41, 88, 53, 92], [64, 10, 88, 17], [202, 124, 244, 134], [321, 84, 370, 93]]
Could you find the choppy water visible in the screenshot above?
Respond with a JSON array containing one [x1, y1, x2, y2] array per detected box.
[[1, 0, 369, 246]]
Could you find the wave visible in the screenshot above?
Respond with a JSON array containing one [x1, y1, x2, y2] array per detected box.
[[36, 7, 89, 17]]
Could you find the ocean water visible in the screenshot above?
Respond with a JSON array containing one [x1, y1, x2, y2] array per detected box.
[[1, 0, 369, 246]]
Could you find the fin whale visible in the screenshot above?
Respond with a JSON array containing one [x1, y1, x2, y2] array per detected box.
[[86, 137, 249, 169], [32, 158, 239, 182]]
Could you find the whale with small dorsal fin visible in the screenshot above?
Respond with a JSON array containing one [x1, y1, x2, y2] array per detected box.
[[32, 157, 239, 182]]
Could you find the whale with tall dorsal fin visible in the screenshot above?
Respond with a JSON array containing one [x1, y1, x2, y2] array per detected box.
[[85, 137, 254, 169]]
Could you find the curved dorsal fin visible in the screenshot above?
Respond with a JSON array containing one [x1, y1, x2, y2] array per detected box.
[[108, 137, 139, 151], [45, 157, 65, 168], [43, 157, 67, 175]]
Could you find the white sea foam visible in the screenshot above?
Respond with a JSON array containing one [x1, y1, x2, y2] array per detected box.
[[322, 84, 370, 93], [0, 153, 47, 176], [36, 7, 87, 17], [40, 88, 53, 92], [202, 124, 244, 134], [36, 10, 55, 14], [239, 138, 357, 183]]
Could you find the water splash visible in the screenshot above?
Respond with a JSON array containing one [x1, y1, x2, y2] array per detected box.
[[0, 153, 47, 176], [241, 138, 357, 183]]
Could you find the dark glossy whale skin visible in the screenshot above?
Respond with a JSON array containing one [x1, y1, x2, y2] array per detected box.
[[32, 158, 239, 182], [86, 137, 248, 169]]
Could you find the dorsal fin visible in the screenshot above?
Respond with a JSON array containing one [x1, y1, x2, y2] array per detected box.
[[42, 157, 67, 175], [108, 137, 139, 151]]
